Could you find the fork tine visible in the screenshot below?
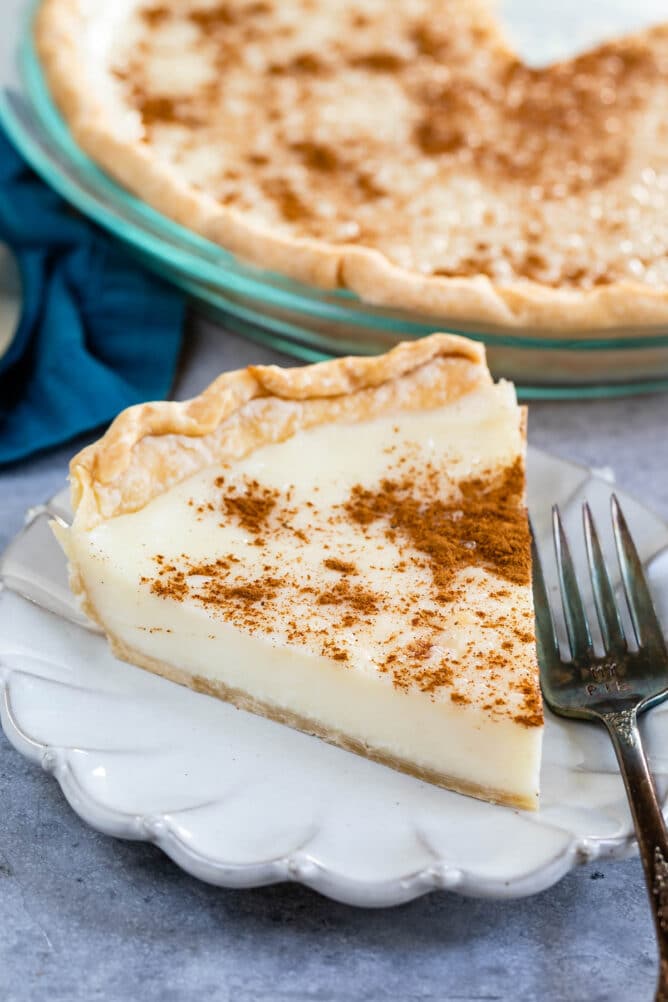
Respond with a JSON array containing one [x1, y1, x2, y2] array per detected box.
[[582, 502, 626, 653], [530, 521, 561, 671], [552, 506, 592, 660], [611, 495, 667, 653]]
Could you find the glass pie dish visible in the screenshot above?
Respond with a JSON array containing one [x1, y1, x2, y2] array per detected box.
[[3, 0, 668, 397]]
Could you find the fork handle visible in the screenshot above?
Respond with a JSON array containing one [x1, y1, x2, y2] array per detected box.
[[603, 708, 668, 1002]]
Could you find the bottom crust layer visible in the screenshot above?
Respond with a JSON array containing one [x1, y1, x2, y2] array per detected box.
[[107, 631, 536, 812]]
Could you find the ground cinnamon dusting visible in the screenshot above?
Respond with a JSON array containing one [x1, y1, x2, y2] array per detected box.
[[262, 178, 312, 222], [351, 51, 407, 72], [138, 452, 539, 726], [291, 141, 340, 173], [413, 40, 657, 197], [133, 94, 189, 127], [140, 5, 169, 27], [187, 2, 271, 30], [268, 53, 326, 76], [316, 579, 378, 615], [324, 558, 357, 574], [343, 458, 530, 601], [217, 477, 280, 535]]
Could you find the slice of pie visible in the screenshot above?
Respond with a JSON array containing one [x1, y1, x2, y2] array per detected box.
[[53, 334, 543, 809], [36, 0, 668, 329]]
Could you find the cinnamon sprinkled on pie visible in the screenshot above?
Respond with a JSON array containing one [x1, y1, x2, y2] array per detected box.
[[343, 458, 530, 600], [141, 458, 539, 726], [413, 41, 658, 196], [316, 579, 379, 615], [97, 1, 668, 294], [139, 4, 169, 27], [323, 558, 358, 574], [216, 476, 280, 536]]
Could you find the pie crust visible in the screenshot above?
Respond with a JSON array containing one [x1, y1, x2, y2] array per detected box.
[[66, 332, 489, 529], [35, 0, 668, 331]]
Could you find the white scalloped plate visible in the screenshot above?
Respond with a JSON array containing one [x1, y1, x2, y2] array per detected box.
[[1, 447, 668, 907]]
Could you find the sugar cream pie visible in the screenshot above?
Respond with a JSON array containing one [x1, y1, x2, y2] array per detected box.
[[36, 0, 668, 330], [53, 334, 543, 810]]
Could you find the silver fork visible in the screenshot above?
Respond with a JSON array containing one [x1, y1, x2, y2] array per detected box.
[[532, 496, 668, 1002]]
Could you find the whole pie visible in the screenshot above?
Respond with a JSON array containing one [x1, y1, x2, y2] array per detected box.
[[36, 0, 668, 328], [53, 334, 543, 809]]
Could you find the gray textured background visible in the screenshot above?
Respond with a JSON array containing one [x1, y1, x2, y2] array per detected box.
[[2, 321, 667, 1002], [2, 0, 668, 996]]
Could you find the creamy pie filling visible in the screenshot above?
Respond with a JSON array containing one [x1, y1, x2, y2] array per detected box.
[[64, 382, 542, 808]]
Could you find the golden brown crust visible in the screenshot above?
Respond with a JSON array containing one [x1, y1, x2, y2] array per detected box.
[[67, 333, 489, 528], [35, 0, 668, 332]]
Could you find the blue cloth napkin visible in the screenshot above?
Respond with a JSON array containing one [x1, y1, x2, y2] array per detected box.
[[0, 128, 184, 466]]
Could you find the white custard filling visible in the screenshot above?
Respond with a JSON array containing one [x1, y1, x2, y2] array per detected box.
[[66, 383, 542, 804]]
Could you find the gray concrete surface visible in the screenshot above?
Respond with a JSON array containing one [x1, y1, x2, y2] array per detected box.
[[1, 320, 667, 1001]]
